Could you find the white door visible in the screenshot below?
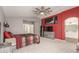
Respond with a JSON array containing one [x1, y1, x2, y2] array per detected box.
[[65, 17, 78, 43]]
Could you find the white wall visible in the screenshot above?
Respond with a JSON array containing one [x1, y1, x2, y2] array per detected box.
[[6, 18, 25, 34], [0, 7, 5, 42], [6, 17, 41, 35], [34, 18, 41, 35]]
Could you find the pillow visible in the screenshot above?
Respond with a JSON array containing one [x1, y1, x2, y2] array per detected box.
[[8, 32, 14, 37], [4, 31, 13, 38]]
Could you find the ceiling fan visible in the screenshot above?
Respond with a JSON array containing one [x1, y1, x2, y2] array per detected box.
[[33, 6, 52, 15]]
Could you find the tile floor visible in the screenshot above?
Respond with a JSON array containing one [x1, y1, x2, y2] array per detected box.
[[13, 37, 77, 53]]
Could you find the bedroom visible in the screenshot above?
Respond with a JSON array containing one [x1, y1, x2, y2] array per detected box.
[[0, 6, 79, 53]]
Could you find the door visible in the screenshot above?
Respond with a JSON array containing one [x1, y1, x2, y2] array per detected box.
[[64, 17, 78, 43]]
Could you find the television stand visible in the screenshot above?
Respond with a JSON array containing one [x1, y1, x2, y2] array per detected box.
[[44, 31, 55, 39]]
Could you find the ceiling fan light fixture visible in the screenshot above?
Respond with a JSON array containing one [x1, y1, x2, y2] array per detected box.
[[33, 6, 52, 16], [40, 11, 44, 15]]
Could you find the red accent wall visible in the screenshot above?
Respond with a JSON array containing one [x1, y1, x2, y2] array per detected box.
[[42, 7, 79, 41]]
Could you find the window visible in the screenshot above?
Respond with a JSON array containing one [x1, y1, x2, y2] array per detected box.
[[23, 23, 34, 34]]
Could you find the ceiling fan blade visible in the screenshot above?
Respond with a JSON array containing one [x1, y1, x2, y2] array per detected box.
[[42, 11, 47, 15], [33, 10, 38, 12], [34, 13, 40, 15], [49, 10, 52, 12], [41, 6, 45, 10], [47, 7, 51, 9], [47, 12, 51, 14], [45, 7, 51, 11], [44, 10, 52, 15], [46, 9, 52, 12], [35, 8, 40, 11]]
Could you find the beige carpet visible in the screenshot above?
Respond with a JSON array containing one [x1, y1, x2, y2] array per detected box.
[[13, 37, 77, 53]]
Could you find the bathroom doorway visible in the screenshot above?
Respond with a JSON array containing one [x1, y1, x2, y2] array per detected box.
[[64, 17, 78, 43]]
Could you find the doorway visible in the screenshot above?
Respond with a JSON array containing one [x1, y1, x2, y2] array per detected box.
[[64, 17, 78, 43], [23, 23, 34, 34]]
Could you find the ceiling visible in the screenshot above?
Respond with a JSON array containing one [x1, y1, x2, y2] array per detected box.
[[2, 6, 76, 19]]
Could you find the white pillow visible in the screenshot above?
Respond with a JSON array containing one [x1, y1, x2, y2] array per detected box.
[[5, 38, 16, 46]]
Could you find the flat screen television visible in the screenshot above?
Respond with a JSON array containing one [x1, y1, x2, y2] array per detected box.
[[45, 26, 53, 32], [46, 18, 53, 24], [46, 16, 58, 24]]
